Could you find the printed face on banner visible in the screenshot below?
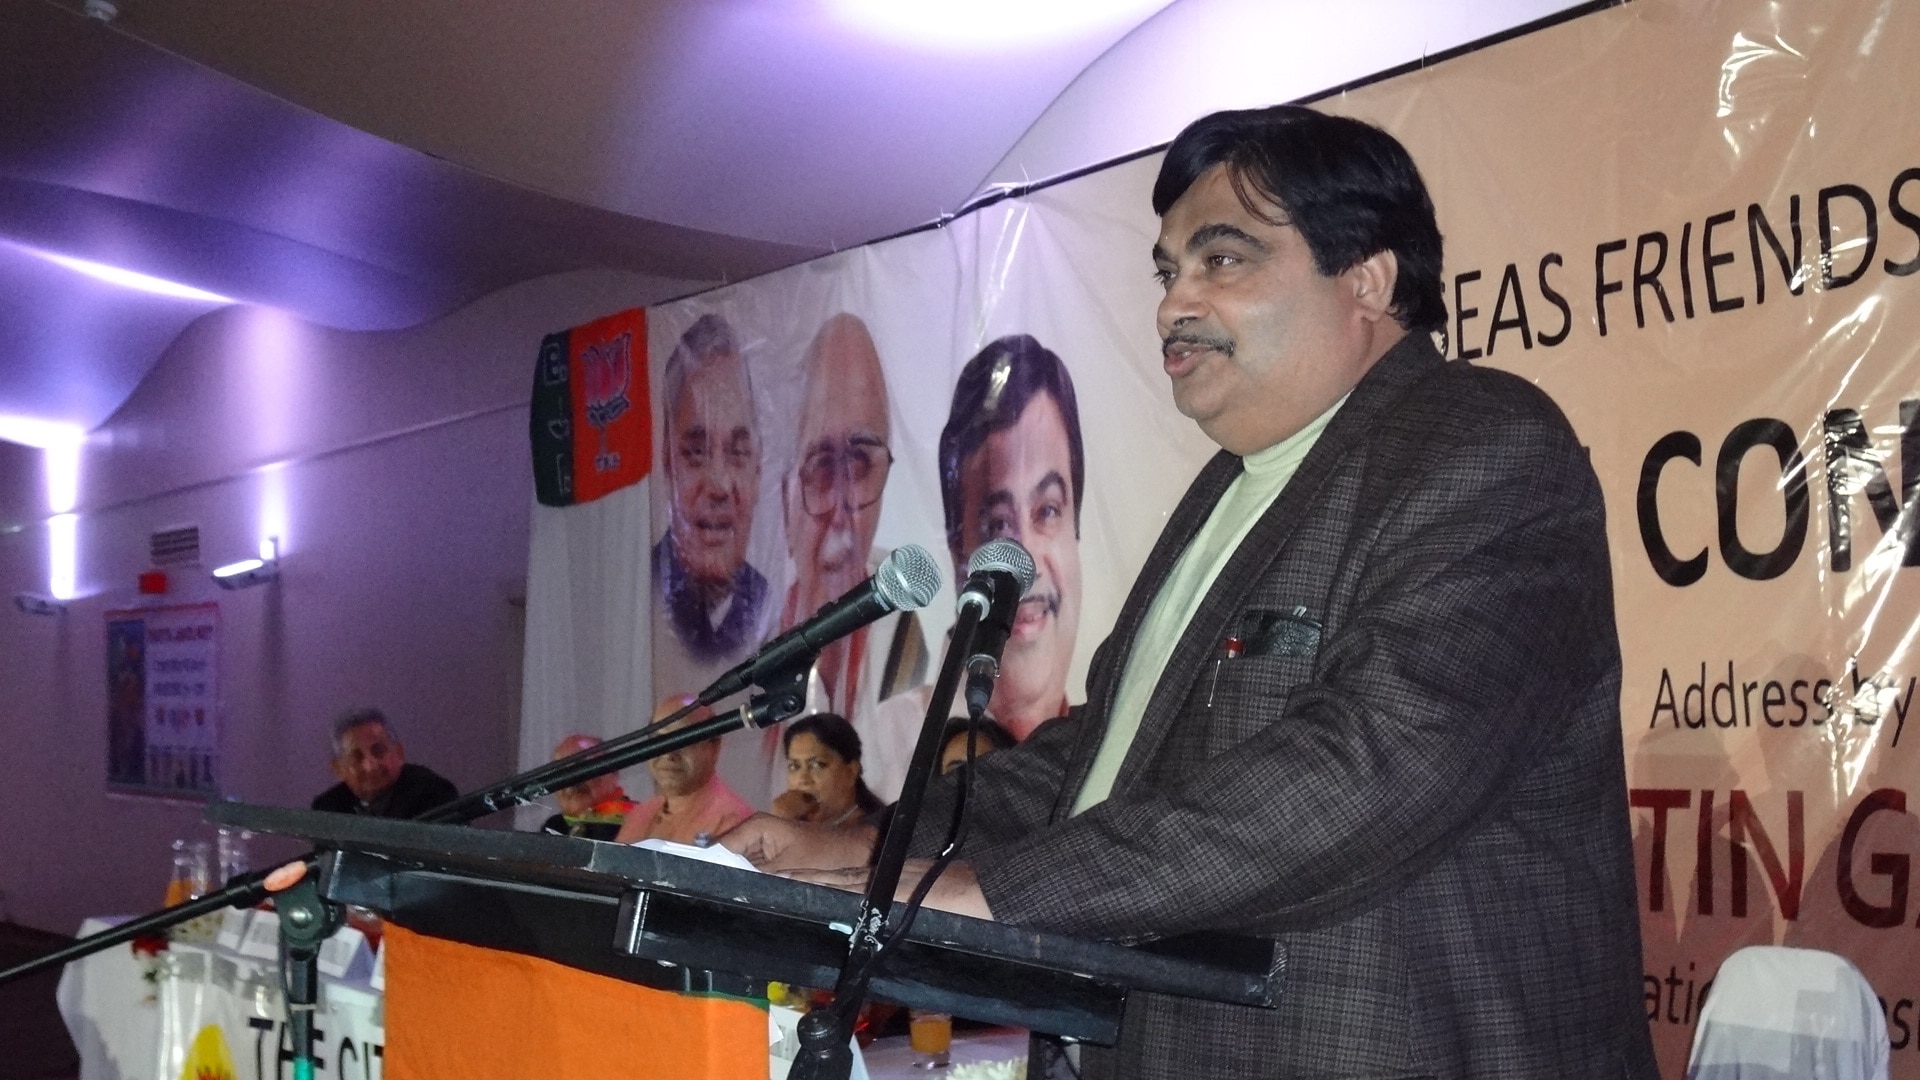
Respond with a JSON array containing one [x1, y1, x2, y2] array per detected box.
[[665, 351, 761, 586], [1153, 165, 1389, 453], [782, 314, 894, 710], [952, 391, 1083, 737], [785, 315, 892, 613]]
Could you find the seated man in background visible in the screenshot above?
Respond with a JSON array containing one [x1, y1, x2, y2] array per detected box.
[[538, 733, 638, 840], [312, 707, 458, 818], [614, 696, 754, 846]]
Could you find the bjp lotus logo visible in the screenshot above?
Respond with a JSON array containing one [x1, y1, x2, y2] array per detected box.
[[178, 1025, 236, 1080], [581, 331, 633, 473]]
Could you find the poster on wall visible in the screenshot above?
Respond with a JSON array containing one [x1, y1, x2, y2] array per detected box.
[[106, 602, 221, 798]]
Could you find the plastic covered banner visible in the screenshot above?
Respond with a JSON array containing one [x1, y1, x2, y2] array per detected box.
[[1382, 2, 1920, 1072], [523, 0, 1920, 1070]]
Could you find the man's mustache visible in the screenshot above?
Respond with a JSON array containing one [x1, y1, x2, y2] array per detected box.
[[1162, 330, 1235, 358], [1018, 591, 1060, 619]]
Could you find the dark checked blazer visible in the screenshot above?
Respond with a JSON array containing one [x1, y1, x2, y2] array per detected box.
[[916, 334, 1659, 1080]]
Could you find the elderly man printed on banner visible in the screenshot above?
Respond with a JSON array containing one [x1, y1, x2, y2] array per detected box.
[[652, 313, 772, 681], [724, 105, 1656, 1079], [312, 707, 458, 819], [761, 313, 928, 803]]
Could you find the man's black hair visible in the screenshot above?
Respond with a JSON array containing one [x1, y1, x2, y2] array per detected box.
[[1152, 104, 1447, 333], [937, 334, 1085, 559]]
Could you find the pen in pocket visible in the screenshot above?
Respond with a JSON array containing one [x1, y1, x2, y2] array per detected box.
[[1206, 636, 1244, 707]]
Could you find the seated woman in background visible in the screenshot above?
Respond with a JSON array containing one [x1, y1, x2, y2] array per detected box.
[[774, 713, 885, 827]]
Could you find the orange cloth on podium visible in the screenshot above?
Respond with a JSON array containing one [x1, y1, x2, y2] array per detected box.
[[382, 924, 768, 1080]]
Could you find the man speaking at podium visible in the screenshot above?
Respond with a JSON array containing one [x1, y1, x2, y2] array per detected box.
[[726, 105, 1655, 1080]]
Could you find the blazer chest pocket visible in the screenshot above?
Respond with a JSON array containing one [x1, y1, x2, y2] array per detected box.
[[1179, 649, 1318, 761]]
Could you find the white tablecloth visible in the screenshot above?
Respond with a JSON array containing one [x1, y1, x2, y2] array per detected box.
[[60, 913, 1028, 1080], [55, 916, 385, 1080]]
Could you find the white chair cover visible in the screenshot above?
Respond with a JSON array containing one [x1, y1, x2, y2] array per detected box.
[[1687, 945, 1888, 1080]]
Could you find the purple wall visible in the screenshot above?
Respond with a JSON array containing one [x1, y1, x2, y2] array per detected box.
[[0, 268, 691, 934]]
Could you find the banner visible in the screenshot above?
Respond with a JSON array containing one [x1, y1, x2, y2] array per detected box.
[[531, 307, 651, 507], [1383, 2, 1920, 1072], [106, 602, 221, 798], [152, 945, 384, 1080], [59, 917, 384, 1080], [525, 0, 1920, 1071]]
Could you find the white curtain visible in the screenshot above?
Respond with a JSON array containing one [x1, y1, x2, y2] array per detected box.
[[515, 479, 652, 827]]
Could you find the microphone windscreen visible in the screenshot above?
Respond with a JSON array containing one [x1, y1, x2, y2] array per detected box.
[[967, 537, 1037, 595], [875, 544, 943, 611]]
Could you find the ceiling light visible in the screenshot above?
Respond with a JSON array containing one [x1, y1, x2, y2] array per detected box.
[[49, 513, 76, 600], [213, 537, 279, 590], [30, 249, 232, 304], [212, 558, 279, 590], [0, 416, 84, 450]]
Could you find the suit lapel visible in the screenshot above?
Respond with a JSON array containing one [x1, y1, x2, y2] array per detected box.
[[1051, 450, 1241, 819], [1078, 335, 1446, 806]]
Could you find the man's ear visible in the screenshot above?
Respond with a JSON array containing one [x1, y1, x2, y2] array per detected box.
[[331, 757, 350, 783], [1346, 249, 1400, 323]]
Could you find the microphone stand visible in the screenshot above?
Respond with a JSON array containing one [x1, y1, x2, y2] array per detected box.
[[275, 872, 343, 1080], [787, 590, 1005, 1080], [0, 663, 815, 987]]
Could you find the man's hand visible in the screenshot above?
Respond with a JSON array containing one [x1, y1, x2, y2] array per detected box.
[[784, 859, 996, 922], [717, 812, 877, 873]]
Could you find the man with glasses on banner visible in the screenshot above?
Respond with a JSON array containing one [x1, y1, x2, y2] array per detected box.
[[726, 105, 1655, 1079], [766, 313, 926, 802]]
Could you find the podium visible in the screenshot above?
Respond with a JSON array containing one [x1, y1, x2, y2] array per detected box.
[[209, 804, 1276, 1057]]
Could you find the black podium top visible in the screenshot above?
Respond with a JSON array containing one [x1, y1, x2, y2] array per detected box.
[[211, 803, 1276, 1044]]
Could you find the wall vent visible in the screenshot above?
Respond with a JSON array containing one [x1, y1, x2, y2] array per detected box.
[[149, 525, 201, 567]]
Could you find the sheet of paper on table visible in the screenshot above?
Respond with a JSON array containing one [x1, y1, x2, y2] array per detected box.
[[632, 837, 762, 873]]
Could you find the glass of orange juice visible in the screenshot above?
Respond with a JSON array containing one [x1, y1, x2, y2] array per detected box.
[[164, 839, 198, 906], [908, 1009, 951, 1069]]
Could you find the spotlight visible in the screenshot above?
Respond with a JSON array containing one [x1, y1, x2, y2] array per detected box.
[[14, 593, 65, 616], [211, 557, 279, 590], [213, 536, 280, 590]]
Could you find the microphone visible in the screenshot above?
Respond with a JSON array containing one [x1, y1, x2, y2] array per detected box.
[[957, 538, 1037, 718], [698, 544, 942, 705]]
